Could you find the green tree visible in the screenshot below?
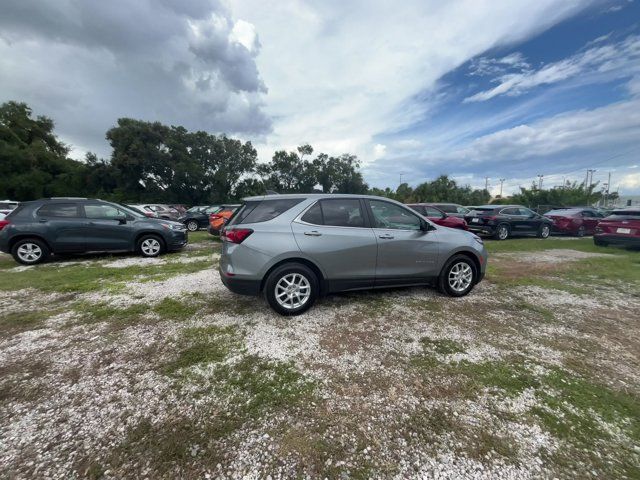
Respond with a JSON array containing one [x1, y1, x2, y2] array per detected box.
[[0, 101, 88, 200]]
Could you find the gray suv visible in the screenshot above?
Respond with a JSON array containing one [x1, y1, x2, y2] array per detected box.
[[0, 198, 188, 265], [220, 194, 488, 315]]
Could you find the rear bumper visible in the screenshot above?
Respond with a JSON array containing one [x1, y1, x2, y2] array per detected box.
[[219, 267, 261, 295], [594, 233, 640, 247], [208, 226, 221, 236]]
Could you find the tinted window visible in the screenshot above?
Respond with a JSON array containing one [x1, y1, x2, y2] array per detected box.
[[204, 206, 221, 214], [470, 208, 496, 214], [0, 202, 18, 210], [407, 205, 425, 215], [546, 209, 580, 216], [301, 202, 324, 225], [369, 200, 421, 230], [320, 199, 365, 227], [457, 206, 470, 214], [608, 210, 640, 220], [518, 208, 535, 216], [84, 204, 126, 219], [236, 198, 304, 224], [500, 208, 518, 215], [37, 203, 79, 217]]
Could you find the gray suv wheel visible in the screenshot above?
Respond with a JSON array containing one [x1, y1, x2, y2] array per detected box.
[[438, 255, 477, 297], [137, 235, 164, 257], [264, 263, 319, 316], [11, 238, 50, 265]]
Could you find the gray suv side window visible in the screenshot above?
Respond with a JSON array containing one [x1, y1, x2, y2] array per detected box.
[[300, 202, 323, 225], [369, 200, 421, 230], [84, 204, 126, 219], [319, 199, 366, 227], [37, 203, 80, 217]]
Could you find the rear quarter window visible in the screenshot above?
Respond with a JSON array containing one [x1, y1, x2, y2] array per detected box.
[[608, 211, 640, 220], [234, 198, 304, 225], [37, 203, 80, 217]]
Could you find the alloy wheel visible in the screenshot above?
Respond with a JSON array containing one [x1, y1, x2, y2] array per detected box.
[[187, 221, 198, 231], [141, 238, 161, 256], [448, 262, 473, 292], [275, 273, 311, 310], [541, 225, 550, 238], [17, 243, 42, 263], [498, 226, 509, 240], [577, 226, 585, 237]]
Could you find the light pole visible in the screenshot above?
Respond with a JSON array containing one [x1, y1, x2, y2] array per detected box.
[[499, 178, 505, 197], [537, 174, 544, 189]]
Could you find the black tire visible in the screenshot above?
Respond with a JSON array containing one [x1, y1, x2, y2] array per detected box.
[[538, 224, 551, 239], [594, 237, 608, 247], [137, 234, 165, 258], [493, 224, 510, 240], [186, 220, 199, 232], [264, 263, 319, 316], [438, 254, 478, 297], [576, 225, 586, 237], [11, 238, 50, 265]]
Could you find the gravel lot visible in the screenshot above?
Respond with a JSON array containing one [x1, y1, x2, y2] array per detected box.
[[0, 234, 639, 479]]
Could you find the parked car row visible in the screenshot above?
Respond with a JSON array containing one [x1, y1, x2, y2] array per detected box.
[[0, 198, 188, 265], [594, 208, 640, 248]]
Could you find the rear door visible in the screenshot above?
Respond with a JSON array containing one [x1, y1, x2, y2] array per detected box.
[[517, 207, 541, 232], [582, 210, 600, 233], [82, 203, 135, 251], [292, 198, 377, 290], [366, 199, 440, 285], [35, 203, 86, 252]]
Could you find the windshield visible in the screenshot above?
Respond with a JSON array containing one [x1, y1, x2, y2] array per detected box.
[[116, 203, 145, 218], [187, 206, 205, 213], [545, 209, 581, 216], [607, 210, 640, 220]]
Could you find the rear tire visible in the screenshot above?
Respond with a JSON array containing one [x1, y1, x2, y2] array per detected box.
[[576, 225, 586, 237], [594, 237, 608, 247], [186, 220, 199, 232], [264, 263, 319, 316], [438, 255, 477, 297], [11, 238, 50, 265], [137, 235, 164, 258], [493, 224, 510, 240], [538, 224, 551, 239]]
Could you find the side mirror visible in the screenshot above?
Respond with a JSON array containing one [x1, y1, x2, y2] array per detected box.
[[420, 219, 432, 232], [115, 214, 127, 224]]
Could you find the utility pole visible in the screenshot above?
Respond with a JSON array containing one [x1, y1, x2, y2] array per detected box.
[[399, 173, 404, 186], [587, 169, 596, 187], [499, 178, 505, 197], [484, 177, 490, 191], [537, 174, 544, 189]]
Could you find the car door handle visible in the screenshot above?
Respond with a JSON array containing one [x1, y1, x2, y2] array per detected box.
[[304, 230, 322, 236], [378, 234, 394, 239]]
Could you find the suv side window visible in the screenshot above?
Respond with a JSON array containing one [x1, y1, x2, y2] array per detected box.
[[84, 204, 127, 219], [500, 208, 517, 215], [369, 200, 421, 230], [236, 198, 304, 225], [301, 202, 324, 225], [319, 199, 365, 227], [37, 203, 80, 218], [518, 207, 535, 216]]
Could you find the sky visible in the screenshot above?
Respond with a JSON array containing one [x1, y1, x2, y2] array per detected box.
[[1, 0, 639, 196]]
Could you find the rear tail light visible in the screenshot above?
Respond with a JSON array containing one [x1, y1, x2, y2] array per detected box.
[[210, 214, 222, 220], [0, 219, 9, 231], [222, 228, 253, 244]]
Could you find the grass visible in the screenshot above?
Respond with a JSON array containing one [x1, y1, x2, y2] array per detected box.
[[0, 309, 58, 336], [0, 257, 211, 293]]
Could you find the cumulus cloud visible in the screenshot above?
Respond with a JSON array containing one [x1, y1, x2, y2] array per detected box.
[[465, 34, 640, 102], [227, 0, 595, 161], [0, 0, 270, 157]]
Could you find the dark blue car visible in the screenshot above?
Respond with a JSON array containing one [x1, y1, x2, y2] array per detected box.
[[0, 198, 188, 265]]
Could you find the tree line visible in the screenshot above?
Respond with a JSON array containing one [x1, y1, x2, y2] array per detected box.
[[4, 99, 600, 209]]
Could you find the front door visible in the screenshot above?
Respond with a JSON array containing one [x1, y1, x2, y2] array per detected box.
[[366, 199, 440, 286], [83, 204, 135, 251], [292, 198, 378, 291]]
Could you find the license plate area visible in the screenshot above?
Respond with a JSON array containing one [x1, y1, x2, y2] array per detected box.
[[471, 218, 480, 223], [617, 227, 631, 234]]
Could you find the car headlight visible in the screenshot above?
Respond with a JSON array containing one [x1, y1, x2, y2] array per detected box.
[[161, 222, 186, 231]]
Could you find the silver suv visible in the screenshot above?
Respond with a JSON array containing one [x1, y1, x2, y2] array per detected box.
[[219, 194, 488, 315]]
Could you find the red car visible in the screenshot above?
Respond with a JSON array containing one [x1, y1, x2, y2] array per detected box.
[[594, 208, 640, 248], [544, 208, 604, 237], [407, 203, 468, 230]]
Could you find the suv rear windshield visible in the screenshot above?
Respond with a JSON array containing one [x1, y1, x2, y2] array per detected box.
[[607, 210, 640, 220], [231, 198, 304, 225]]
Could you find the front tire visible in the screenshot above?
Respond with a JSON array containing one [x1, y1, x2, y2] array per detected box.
[[538, 224, 551, 239], [264, 263, 319, 316], [11, 238, 50, 265], [186, 220, 199, 232], [137, 235, 164, 258], [493, 224, 510, 240], [576, 225, 586, 237], [438, 255, 477, 297]]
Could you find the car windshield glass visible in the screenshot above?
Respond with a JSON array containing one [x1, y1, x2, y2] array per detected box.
[[546, 209, 581, 216], [0, 202, 18, 209], [608, 210, 640, 220], [437, 205, 455, 213], [116, 203, 144, 218], [186, 206, 204, 213]]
